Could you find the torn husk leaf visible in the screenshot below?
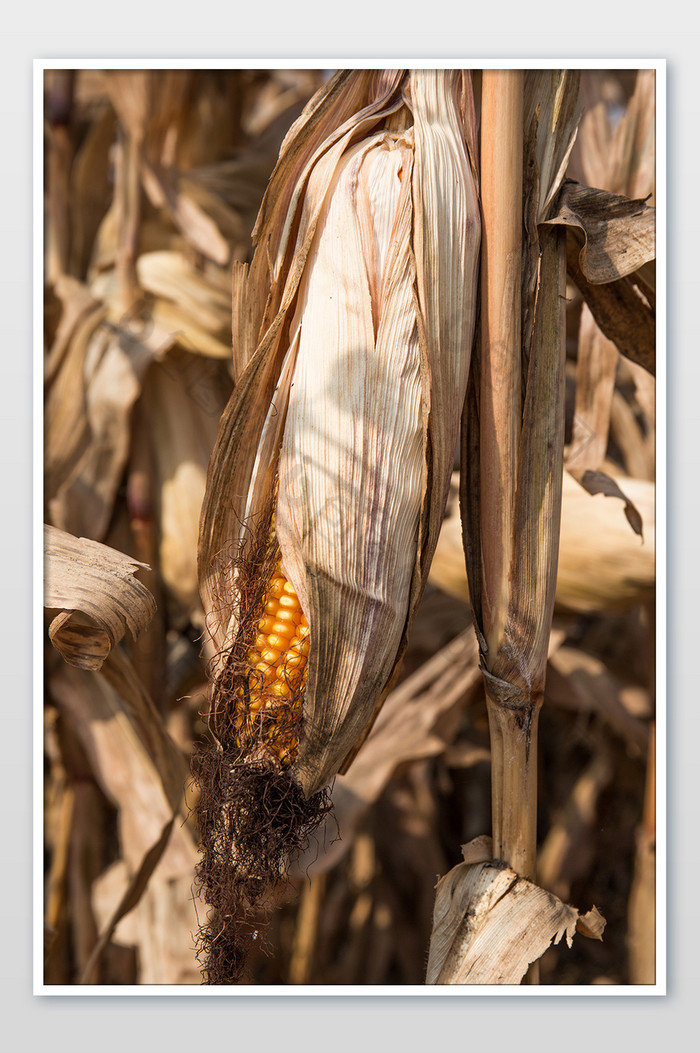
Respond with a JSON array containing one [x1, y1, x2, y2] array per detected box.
[[198, 69, 480, 797], [426, 859, 604, 985]]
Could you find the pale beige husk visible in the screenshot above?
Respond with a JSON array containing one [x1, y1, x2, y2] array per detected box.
[[198, 69, 480, 796]]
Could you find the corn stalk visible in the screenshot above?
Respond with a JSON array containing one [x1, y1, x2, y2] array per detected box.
[[460, 69, 580, 962]]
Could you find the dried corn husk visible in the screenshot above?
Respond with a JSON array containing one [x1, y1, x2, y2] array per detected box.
[[199, 69, 480, 797]]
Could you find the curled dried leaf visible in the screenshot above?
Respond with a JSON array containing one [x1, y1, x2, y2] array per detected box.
[[45, 525, 156, 670], [547, 180, 655, 284]]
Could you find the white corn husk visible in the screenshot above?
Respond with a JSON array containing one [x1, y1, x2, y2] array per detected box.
[[199, 69, 480, 796]]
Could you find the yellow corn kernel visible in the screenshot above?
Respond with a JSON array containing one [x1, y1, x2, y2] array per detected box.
[[265, 633, 291, 652], [253, 660, 276, 685], [289, 636, 310, 658], [282, 652, 305, 673], [271, 619, 295, 639], [237, 557, 310, 764], [260, 646, 282, 666], [269, 679, 293, 699]]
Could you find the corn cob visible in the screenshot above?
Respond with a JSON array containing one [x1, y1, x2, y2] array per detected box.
[[234, 557, 309, 765]]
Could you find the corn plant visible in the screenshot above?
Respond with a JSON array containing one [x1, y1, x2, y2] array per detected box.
[[42, 66, 656, 988]]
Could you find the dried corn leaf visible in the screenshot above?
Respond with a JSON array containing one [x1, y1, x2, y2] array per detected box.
[[102, 70, 193, 158], [609, 389, 655, 479], [503, 228, 568, 682], [574, 260, 655, 378], [521, 71, 582, 350], [576, 76, 614, 193], [565, 70, 657, 476], [426, 859, 593, 985], [47, 306, 174, 539], [566, 305, 619, 471], [148, 300, 232, 360], [577, 907, 606, 941], [44, 286, 108, 501], [231, 260, 253, 383], [537, 747, 614, 901], [432, 471, 654, 613], [548, 181, 655, 284], [141, 352, 232, 629], [546, 646, 650, 756], [45, 275, 102, 383], [568, 467, 644, 537], [45, 525, 156, 670], [101, 70, 151, 145], [49, 664, 184, 840], [50, 658, 198, 984], [136, 250, 232, 335], [251, 70, 406, 290], [411, 69, 480, 568], [44, 71, 75, 283], [178, 170, 255, 248], [69, 102, 117, 279], [99, 646, 192, 811], [345, 629, 480, 795], [551, 181, 655, 374], [608, 70, 656, 202], [81, 816, 175, 983], [141, 161, 231, 266], [88, 203, 187, 278], [524, 70, 583, 223]]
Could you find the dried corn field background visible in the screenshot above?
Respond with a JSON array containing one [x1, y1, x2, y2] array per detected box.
[[42, 67, 657, 987]]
